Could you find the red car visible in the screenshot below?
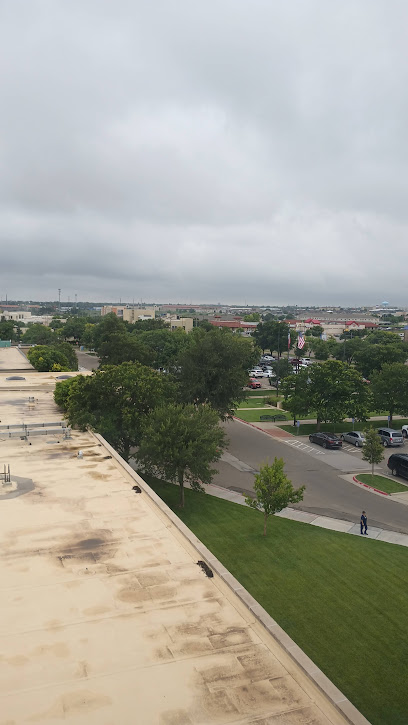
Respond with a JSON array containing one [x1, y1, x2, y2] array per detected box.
[[248, 378, 261, 389]]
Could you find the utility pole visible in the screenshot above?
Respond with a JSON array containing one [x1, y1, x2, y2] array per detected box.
[[58, 288, 61, 314], [75, 293, 77, 306]]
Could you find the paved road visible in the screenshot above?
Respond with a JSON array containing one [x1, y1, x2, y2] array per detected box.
[[213, 419, 408, 534], [76, 350, 100, 370]]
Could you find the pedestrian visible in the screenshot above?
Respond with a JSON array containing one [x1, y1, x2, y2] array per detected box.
[[360, 511, 368, 535]]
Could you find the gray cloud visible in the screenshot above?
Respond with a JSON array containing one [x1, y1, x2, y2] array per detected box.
[[1, 0, 408, 305]]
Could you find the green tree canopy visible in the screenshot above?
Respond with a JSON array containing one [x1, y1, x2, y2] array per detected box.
[[27, 345, 70, 372], [243, 312, 261, 322], [362, 427, 384, 476], [245, 458, 305, 535], [62, 316, 86, 342], [371, 363, 408, 424], [305, 325, 324, 337], [253, 320, 290, 357], [139, 327, 190, 370], [0, 318, 16, 341], [57, 362, 175, 461], [23, 324, 57, 346], [137, 403, 227, 507], [281, 360, 372, 429], [92, 313, 126, 351], [97, 332, 152, 367], [177, 327, 259, 417]]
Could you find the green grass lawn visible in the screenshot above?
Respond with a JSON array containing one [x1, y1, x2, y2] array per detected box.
[[356, 474, 408, 494], [237, 395, 283, 409], [235, 408, 290, 422], [278, 418, 408, 436], [145, 478, 408, 725], [245, 389, 269, 397]]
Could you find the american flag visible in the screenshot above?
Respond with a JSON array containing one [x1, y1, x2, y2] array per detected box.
[[287, 331, 291, 349], [297, 333, 305, 350]]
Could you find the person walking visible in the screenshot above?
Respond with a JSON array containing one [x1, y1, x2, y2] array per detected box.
[[360, 511, 368, 535]]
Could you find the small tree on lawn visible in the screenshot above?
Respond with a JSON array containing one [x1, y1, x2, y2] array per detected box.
[[245, 458, 305, 536], [362, 427, 384, 478], [137, 403, 227, 507]]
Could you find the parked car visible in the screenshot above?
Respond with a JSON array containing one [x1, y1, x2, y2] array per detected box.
[[309, 432, 342, 449], [262, 370, 275, 377], [387, 453, 408, 479], [376, 427, 404, 447], [401, 425, 408, 439], [248, 378, 261, 389], [261, 355, 275, 362], [248, 368, 263, 377], [340, 431, 366, 447]]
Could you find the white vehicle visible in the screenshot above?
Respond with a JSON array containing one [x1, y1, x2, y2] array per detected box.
[[261, 355, 275, 362], [262, 370, 275, 377], [402, 425, 408, 439], [248, 369, 263, 378]]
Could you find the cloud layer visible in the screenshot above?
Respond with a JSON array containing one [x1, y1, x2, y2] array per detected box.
[[1, 1, 407, 305]]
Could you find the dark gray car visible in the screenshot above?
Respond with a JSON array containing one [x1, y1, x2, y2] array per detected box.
[[341, 431, 365, 447]]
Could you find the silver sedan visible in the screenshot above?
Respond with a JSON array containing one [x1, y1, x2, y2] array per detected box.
[[340, 431, 366, 447]]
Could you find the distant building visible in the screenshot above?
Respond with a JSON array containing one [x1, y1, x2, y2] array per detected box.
[[101, 305, 156, 322], [164, 315, 194, 332]]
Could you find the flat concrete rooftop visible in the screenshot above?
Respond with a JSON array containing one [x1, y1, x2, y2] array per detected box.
[[0, 350, 351, 724]]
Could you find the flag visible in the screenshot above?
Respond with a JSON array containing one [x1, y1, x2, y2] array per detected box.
[[287, 331, 291, 349], [297, 333, 305, 350]]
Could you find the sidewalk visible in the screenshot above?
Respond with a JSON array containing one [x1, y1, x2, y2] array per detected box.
[[202, 481, 408, 548]]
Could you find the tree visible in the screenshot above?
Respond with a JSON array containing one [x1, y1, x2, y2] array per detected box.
[[245, 459, 305, 535], [137, 403, 227, 507], [23, 324, 57, 346], [128, 318, 169, 332], [282, 360, 372, 430], [253, 320, 290, 357], [305, 325, 324, 338], [62, 316, 86, 343], [54, 376, 80, 409], [308, 360, 371, 430], [97, 332, 152, 367], [280, 369, 310, 423], [243, 312, 260, 322], [59, 362, 175, 461], [54, 342, 79, 371], [92, 313, 126, 351], [362, 428, 384, 477], [308, 339, 330, 360], [139, 327, 190, 371], [27, 345, 70, 372], [371, 363, 408, 424], [0, 318, 15, 341], [177, 327, 259, 417], [354, 342, 408, 379]]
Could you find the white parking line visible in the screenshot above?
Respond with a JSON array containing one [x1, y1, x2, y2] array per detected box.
[[283, 440, 326, 456]]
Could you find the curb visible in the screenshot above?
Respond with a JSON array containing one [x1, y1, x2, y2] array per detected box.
[[352, 475, 389, 496], [233, 416, 294, 438], [94, 432, 370, 725]]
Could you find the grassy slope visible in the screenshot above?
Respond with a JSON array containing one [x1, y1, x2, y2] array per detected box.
[[356, 474, 408, 494], [146, 477, 408, 725], [236, 408, 290, 422]]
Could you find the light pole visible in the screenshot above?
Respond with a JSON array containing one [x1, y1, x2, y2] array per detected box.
[[58, 288, 61, 314]]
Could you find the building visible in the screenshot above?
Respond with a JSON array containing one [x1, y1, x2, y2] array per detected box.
[[164, 315, 194, 332], [209, 319, 258, 335], [101, 305, 156, 322], [0, 349, 361, 724]]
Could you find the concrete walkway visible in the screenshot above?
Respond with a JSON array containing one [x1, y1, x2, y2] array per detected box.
[[202, 481, 408, 548]]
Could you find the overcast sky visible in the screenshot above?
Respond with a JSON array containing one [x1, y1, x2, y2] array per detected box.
[[1, 1, 408, 306]]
